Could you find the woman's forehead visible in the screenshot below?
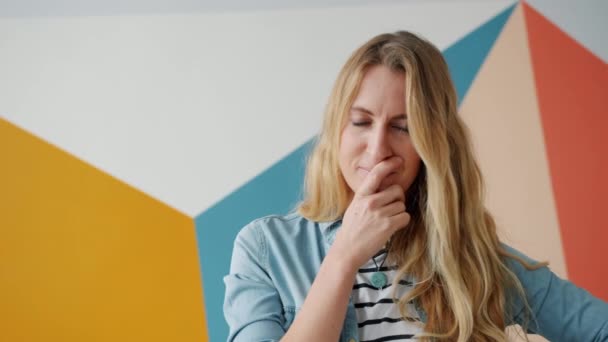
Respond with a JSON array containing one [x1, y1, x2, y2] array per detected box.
[[350, 69, 407, 118]]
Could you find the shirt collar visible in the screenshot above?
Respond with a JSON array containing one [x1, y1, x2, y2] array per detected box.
[[318, 217, 343, 245]]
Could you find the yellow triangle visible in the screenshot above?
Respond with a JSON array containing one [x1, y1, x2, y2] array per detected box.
[[0, 117, 208, 341]]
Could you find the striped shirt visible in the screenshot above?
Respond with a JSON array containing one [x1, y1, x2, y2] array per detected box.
[[352, 249, 423, 342]]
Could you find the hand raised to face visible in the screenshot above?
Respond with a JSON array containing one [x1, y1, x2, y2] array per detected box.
[[333, 156, 411, 270]]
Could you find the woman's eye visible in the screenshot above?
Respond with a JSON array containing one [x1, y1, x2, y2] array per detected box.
[[393, 125, 409, 133], [352, 121, 371, 127]]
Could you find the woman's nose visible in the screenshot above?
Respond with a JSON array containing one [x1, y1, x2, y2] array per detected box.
[[367, 127, 392, 162]]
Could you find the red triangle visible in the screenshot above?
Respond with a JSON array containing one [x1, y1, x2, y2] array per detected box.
[[524, 2, 608, 300]]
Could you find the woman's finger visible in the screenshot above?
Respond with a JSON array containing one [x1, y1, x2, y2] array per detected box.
[[356, 157, 402, 196]]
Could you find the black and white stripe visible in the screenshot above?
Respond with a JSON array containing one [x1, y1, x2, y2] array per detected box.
[[352, 249, 423, 342]]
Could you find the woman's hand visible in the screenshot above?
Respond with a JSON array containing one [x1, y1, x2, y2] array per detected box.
[[332, 156, 411, 271]]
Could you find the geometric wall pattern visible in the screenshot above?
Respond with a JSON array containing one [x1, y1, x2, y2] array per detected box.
[[523, 2, 608, 300], [1, 1, 606, 341], [0, 119, 207, 341]]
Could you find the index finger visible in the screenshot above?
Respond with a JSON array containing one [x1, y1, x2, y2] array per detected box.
[[356, 157, 402, 196]]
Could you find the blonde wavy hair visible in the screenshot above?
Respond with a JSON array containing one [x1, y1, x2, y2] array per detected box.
[[298, 31, 540, 341]]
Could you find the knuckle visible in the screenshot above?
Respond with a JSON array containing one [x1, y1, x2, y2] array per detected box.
[[389, 183, 401, 192], [389, 213, 408, 231], [390, 185, 404, 198], [400, 212, 411, 225], [369, 172, 381, 184], [367, 196, 379, 208], [395, 186, 405, 197], [380, 218, 391, 231], [362, 197, 375, 210]]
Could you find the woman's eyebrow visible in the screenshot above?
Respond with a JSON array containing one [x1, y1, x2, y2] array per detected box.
[[351, 106, 374, 115], [351, 106, 407, 120]]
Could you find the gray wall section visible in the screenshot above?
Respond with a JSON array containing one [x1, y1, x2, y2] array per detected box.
[[0, 0, 414, 17]]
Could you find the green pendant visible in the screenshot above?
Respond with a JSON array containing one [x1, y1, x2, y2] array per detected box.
[[371, 272, 387, 288]]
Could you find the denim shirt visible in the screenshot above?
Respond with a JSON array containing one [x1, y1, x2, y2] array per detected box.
[[223, 212, 608, 342]]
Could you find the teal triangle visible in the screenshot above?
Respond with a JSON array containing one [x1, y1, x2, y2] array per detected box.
[[194, 140, 313, 342], [195, 4, 517, 341], [443, 2, 516, 105]]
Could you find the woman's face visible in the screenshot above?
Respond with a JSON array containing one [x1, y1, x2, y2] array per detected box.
[[339, 65, 422, 195]]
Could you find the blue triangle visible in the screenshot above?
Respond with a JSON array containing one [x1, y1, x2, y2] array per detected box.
[[194, 139, 313, 342], [443, 2, 516, 105]]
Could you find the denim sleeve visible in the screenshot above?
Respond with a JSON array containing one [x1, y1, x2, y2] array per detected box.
[[223, 221, 285, 342], [504, 245, 608, 341]]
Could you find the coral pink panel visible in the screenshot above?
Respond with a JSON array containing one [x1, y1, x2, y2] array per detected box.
[[524, 2, 608, 300]]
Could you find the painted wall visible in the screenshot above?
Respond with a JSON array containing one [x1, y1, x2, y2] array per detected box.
[[1, 1, 606, 341]]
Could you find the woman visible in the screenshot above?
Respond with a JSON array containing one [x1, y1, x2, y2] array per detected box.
[[223, 31, 608, 341]]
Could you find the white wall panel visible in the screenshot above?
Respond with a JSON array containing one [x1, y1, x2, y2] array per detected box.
[[0, 1, 514, 215]]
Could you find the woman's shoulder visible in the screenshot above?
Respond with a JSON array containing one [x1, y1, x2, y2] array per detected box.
[[498, 244, 608, 339], [236, 211, 330, 248], [246, 211, 306, 228], [499, 242, 549, 280], [241, 212, 311, 235], [233, 212, 332, 278], [499, 243, 542, 266]]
